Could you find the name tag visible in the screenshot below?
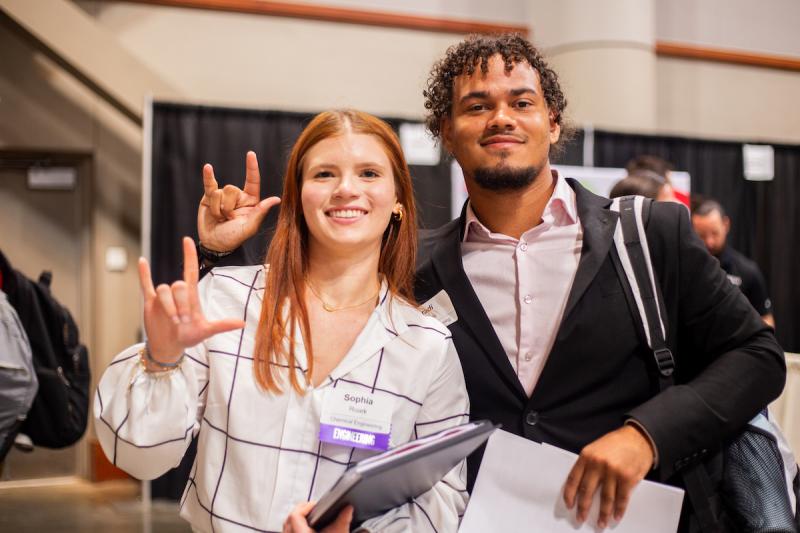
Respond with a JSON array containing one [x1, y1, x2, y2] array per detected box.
[[419, 290, 458, 326], [319, 388, 393, 451]]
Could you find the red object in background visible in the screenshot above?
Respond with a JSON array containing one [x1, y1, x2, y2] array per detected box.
[[91, 440, 131, 482], [673, 189, 691, 209]]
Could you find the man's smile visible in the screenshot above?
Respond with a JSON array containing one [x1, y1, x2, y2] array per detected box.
[[479, 134, 526, 151]]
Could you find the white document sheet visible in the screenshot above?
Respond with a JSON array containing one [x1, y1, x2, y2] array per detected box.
[[459, 430, 684, 532]]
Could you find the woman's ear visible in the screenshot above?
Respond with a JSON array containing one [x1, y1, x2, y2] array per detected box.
[[392, 203, 404, 222]]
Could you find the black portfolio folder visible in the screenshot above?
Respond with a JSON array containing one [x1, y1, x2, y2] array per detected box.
[[308, 420, 498, 529]]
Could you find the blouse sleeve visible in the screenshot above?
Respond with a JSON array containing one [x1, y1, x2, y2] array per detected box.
[[358, 339, 470, 533], [93, 282, 213, 480]]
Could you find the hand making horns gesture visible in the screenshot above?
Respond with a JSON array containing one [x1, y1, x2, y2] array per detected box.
[[138, 237, 245, 366], [198, 151, 281, 253]]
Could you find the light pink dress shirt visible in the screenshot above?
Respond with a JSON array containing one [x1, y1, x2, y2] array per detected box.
[[461, 172, 583, 397]]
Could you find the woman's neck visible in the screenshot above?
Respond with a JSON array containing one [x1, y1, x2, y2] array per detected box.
[[305, 245, 381, 309]]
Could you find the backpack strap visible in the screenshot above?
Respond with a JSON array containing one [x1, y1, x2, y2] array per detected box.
[[610, 195, 722, 533], [610, 196, 675, 390]]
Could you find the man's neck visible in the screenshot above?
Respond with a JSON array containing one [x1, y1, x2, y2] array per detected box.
[[467, 167, 556, 239]]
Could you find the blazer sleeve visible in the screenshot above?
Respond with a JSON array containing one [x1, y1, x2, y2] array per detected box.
[[626, 202, 785, 481]]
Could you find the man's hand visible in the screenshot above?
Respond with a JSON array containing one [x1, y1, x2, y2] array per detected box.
[[198, 151, 280, 252], [282, 502, 353, 533], [563, 425, 655, 529]]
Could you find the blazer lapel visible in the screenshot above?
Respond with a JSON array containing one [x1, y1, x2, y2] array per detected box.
[[562, 179, 619, 320], [429, 217, 528, 401]]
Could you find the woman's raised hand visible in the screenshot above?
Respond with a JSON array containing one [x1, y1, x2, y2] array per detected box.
[[198, 151, 281, 253], [138, 237, 245, 365]]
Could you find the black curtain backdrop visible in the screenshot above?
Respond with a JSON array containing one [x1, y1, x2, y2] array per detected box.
[[148, 106, 798, 500], [593, 130, 799, 353], [151, 103, 452, 287]]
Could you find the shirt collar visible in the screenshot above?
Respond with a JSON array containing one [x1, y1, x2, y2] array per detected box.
[[463, 169, 578, 243]]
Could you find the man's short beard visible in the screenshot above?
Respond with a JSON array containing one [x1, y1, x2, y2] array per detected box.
[[472, 165, 539, 191]]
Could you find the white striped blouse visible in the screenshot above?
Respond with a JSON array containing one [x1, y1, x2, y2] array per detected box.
[[94, 265, 470, 533]]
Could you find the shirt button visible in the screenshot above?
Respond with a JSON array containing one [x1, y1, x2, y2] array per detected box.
[[519, 242, 528, 252], [525, 411, 539, 426], [523, 295, 532, 304], [524, 352, 532, 361]]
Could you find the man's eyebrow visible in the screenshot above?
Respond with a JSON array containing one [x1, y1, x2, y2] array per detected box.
[[458, 87, 538, 104], [458, 91, 489, 104], [509, 87, 537, 97]]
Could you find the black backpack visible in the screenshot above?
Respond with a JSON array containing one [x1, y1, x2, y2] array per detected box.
[[0, 250, 91, 449], [19, 271, 91, 448], [610, 196, 799, 533]]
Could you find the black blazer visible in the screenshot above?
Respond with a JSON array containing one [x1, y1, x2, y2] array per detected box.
[[414, 179, 785, 490]]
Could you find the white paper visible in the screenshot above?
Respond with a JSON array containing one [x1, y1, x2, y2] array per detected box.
[[459, 430, 684, 533], [743, 144, 775, 181]]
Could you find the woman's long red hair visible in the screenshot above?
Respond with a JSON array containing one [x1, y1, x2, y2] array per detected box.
[[254, 110, 418, 393]]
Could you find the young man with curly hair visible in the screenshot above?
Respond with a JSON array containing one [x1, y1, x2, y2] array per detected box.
[[413, 34, 783, 531], [197, 34, 784, 532]]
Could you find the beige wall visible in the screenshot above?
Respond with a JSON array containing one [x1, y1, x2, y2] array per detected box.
[[0, 20, 143, 432], [524, 0, 800, 143], [655, 0, 800, 57], [656, 57, 800, 143], [525, 0, 658, 134], [79, 1, 462, 119], [76, 1, 800, 142]]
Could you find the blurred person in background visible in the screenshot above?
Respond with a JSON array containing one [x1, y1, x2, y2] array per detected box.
[[691, 196, 775, 328], [609, 172, 673, 201], [626, 155, 688, 204]]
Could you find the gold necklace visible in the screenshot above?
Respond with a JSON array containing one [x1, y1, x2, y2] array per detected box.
[[305, 278, 381, 312]]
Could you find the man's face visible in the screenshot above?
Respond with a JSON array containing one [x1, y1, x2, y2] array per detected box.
[[692, 210, 730, 256], [441, 54, 560, 192]]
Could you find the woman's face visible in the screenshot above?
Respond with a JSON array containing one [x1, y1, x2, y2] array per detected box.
[[301, 132, 398, 258]]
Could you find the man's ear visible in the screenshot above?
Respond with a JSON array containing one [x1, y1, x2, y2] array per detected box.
[[723, 216, 731, 232], [441, 116, 454, 155], [549, 110, 561, 145]]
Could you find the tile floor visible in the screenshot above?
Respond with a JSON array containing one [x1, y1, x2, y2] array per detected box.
[[0, 479, 190, 533]]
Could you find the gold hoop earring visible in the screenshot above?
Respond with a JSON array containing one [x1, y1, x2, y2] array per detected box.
[[392, 206, 404, 222]]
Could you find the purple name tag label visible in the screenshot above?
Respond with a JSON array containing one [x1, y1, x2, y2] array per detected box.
[[319, 424, 391, 451], [319, 388, 394, 452]]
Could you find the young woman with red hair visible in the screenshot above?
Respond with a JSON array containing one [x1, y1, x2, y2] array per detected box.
[[95, 110, 468, 533]]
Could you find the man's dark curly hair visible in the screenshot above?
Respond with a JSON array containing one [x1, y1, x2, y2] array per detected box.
[[423, 33, 567, 140]]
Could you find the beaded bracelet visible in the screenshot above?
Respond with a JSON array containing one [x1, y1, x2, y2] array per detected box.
[[198, 242, 234, 260], [140, 342, 184, 371]]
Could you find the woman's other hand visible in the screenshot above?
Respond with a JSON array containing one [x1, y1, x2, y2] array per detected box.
[[138, 236, 245, 367], [198, 151, 281, 253], [282, 502, 353, 533]]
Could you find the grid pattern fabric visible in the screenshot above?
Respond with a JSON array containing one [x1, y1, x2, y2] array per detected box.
[[723, 428, 797, 532], [95, 265, 469, 532]]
